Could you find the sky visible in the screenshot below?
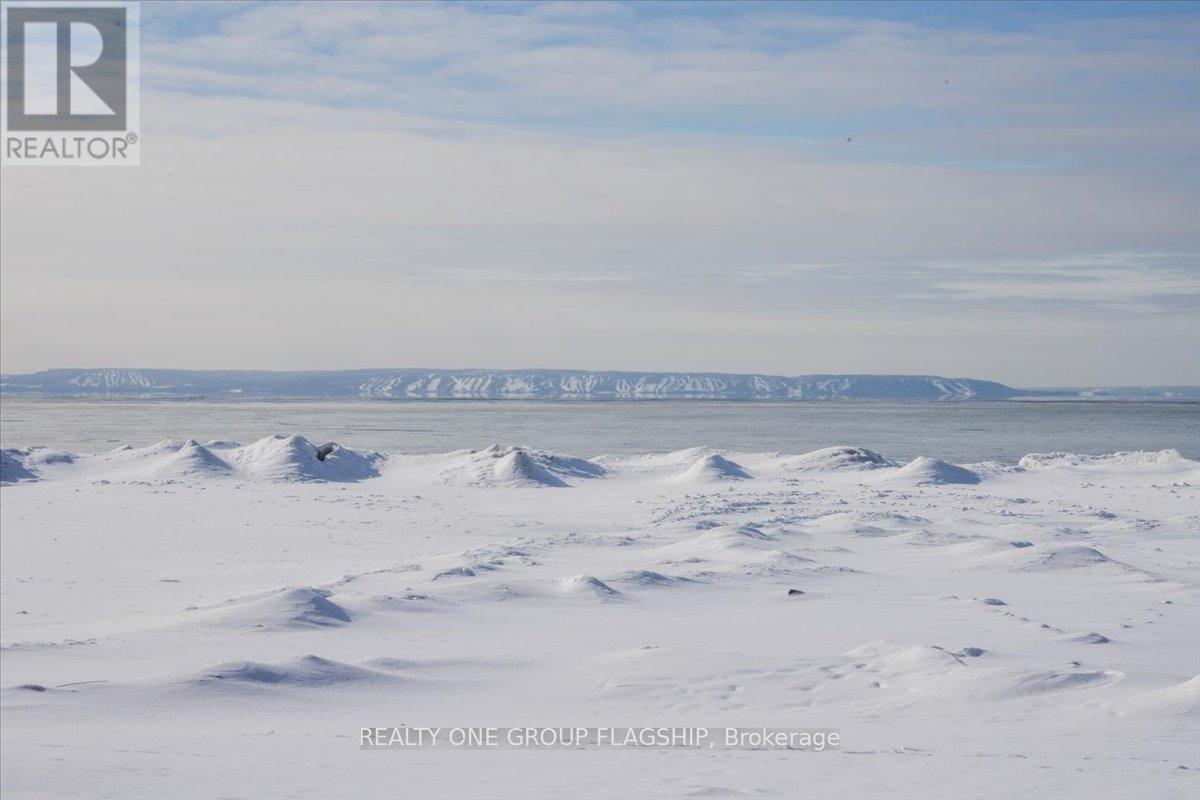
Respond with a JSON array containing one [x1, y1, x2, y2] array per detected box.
[[1, 0, 1198, 386]]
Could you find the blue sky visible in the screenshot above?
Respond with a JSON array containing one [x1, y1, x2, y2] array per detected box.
[[2, 1, 1198, 384]]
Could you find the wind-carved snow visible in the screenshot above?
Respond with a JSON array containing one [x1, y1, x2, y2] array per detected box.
[[1, 444, 1197, 798]]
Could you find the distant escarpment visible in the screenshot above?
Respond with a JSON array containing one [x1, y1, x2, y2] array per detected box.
[[0, 369, 1025, 400]]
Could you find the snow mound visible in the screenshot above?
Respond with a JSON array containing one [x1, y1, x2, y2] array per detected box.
[[142, 440, 233, 480], [656, 524, 815, 577], [781, 446, 896, 471], [839, 642, 1123, 703], [807, 512, 912, 537], [690, 523, 777, 550], [0, 447, 76, 484], [227, 435, 378, 482], [616, 570, 690, 587], [1018, 449, 1199, 474], [845, 641, 966, 674], [201, 586, 352, 629], [434, 445, 603, 487], [529, 451, 607, 480], [886, 457, 980, 485], [24, 448, 74, 466], [560, 575, 621, 598], [113, 440, 188, 462], [367, 592, 452, 613], [189, 655, 391, 688], [978, 544, 1132, 573], [493, 449, 569, 487], [1108, 676, 1200, 719], [433, 566, 478, 580], [672, 454, 752, 483], [599, 447, 718, 470], [0, 450, 37, 485], [999, 669, 1122, 698], [942, 538, 1035, 560]]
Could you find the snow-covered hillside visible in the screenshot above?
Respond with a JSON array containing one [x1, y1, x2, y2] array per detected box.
[[0, 369, 1021, 400]]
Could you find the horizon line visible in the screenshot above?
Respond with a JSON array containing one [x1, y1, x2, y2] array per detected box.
[[2, 367, 1197, 391]]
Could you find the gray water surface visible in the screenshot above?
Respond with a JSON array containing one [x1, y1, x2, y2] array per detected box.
[[2, 399, 1196, 463]]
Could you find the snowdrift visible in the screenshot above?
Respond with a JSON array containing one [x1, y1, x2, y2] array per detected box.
[[1018, 449, 1199, 475], [1108, 676, 1200, 719], [189, 655, 395, 689], [886, 457, 981, 485], [974, 543, 1145, 577], [228, 435, 379, 482], [560, 574, 621, 598], [780, 446, 896, 471], [432, 445, 604, 488], [0, 449, 37, 485], [143, 440, 234, 480], [199, 586, 353, 630], [0, 436, 379, 485], [671, 454, 752, 483]]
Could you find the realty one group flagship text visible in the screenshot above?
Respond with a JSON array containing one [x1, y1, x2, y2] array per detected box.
[[361, 726, 841, 750]]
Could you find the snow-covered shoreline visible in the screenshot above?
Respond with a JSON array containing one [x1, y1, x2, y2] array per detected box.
[[2, 438, 1198, 798]]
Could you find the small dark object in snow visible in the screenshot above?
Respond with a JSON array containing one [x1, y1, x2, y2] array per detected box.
[[787, 589, 805, 596]]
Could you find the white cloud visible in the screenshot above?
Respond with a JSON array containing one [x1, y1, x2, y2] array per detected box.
[[1, 2, 1197, 383], [141, 3, 1200, 132]]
